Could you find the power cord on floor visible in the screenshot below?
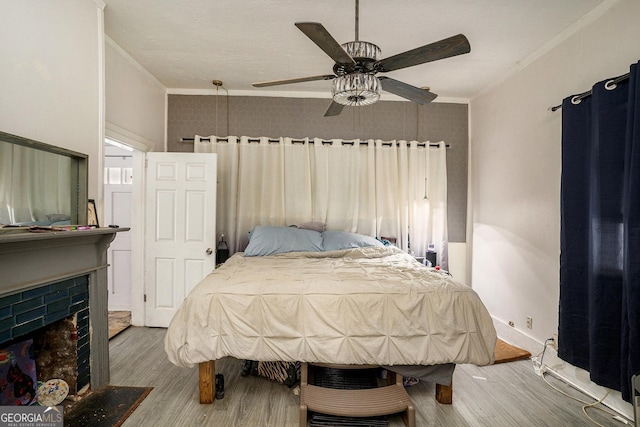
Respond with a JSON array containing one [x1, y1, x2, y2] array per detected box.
[[531, 338, 633, 426], [540, 371, 630, 426], [530, 337, 553, 376]]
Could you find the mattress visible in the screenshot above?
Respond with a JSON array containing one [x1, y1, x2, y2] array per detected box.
[[164, 245, 496, 368]]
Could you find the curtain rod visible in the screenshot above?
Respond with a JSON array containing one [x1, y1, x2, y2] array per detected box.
[[549, 72, 630, 112], [180, 137, 450, 148]]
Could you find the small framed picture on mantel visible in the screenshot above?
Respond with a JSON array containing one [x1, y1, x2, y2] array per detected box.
[[88, 199, 99, 228]]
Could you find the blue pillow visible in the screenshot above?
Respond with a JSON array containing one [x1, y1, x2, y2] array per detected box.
[[322, 230, 384, 251], [244, 226, 323, 256]]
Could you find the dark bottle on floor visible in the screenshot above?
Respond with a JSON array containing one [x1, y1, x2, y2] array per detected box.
[[216, 234, 229, 264], [215, 374, 224, 400]]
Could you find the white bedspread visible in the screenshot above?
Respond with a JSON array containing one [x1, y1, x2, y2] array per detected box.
[[164, 246, 496, 368]]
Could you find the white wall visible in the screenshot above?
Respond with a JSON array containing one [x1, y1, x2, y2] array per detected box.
[[0, 0, 105, 200], [469, 0, 640, 417], [105, 38, 166, 152]]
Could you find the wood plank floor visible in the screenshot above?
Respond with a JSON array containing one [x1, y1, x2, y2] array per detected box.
[[109, 327, 628, 426]]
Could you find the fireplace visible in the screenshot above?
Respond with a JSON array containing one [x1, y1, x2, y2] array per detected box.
[[0, 275, 90, 395], [0, 227, 125, 401]]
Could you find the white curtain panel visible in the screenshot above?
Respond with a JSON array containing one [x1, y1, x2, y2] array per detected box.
[[235, 136, 282, 242], [310, 138, 363, 232], [193, 136, 240, 251], [195, 135, 448, 267], [426, 141, 448, 267], [284, 138, 313, 226]]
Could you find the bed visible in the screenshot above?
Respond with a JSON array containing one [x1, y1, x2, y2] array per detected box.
[[164, 226, 497, 425]]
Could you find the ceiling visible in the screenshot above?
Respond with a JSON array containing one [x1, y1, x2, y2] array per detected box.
[[103, 0, 606, 102]]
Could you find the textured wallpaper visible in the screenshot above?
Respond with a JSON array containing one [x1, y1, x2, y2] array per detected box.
[[167, 95, 468, 242]]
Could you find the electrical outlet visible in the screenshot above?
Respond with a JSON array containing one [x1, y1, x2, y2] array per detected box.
[[551, 334, 558, 351], [526, 316, 533, 329], [508, 320, 514, 327]]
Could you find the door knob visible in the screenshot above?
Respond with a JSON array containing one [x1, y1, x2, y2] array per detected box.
[[206, 248, 213, 255]]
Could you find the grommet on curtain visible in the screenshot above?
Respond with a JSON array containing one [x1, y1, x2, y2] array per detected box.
[[571, 96, 582, 105], [605, 80, 617, 90]]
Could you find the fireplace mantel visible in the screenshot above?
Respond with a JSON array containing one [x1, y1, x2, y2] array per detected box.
[[0, 227, 128, 390]]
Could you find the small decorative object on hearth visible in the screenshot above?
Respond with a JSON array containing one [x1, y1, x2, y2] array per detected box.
[[38, 379, 69, 406]]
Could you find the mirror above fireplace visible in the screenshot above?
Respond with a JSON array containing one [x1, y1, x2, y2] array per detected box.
[[0, 130, 88, 227]]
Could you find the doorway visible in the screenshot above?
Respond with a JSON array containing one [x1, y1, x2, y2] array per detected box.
[[104, 138, 136, 334]]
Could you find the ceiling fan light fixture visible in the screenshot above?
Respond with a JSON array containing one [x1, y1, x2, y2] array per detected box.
[[253, 0, 470, 116], [341, 41, 381, 61], [332, 73, 381, 106]]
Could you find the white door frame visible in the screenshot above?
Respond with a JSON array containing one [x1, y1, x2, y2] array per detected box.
[[105, 122, 152, 326], [129, 149, 146, 326]]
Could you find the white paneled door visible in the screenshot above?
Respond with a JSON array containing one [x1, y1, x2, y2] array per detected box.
[[104, 146, 133, 311], [145, 153, 217, 327]]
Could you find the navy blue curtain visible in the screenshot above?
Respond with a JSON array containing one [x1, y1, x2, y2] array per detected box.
[[559, 61, 640, 402]]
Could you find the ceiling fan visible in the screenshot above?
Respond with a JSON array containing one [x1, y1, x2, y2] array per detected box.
[[252, 0, 471, 117]]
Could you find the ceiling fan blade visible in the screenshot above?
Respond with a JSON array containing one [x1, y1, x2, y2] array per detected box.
[[252, 74, 336, 88], [379, 77, 438, 104], [375, 34, 470, 73], [324, 101, 346, 117], [295, 22, 356, 65]]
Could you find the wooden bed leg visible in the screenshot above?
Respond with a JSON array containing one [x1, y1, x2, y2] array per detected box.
[[199, 360, 215, 404], [402, 402, 416, 427], [299, 404, 308, 427], [436, 380, 453, 404], [300, 363, 308, 427]]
